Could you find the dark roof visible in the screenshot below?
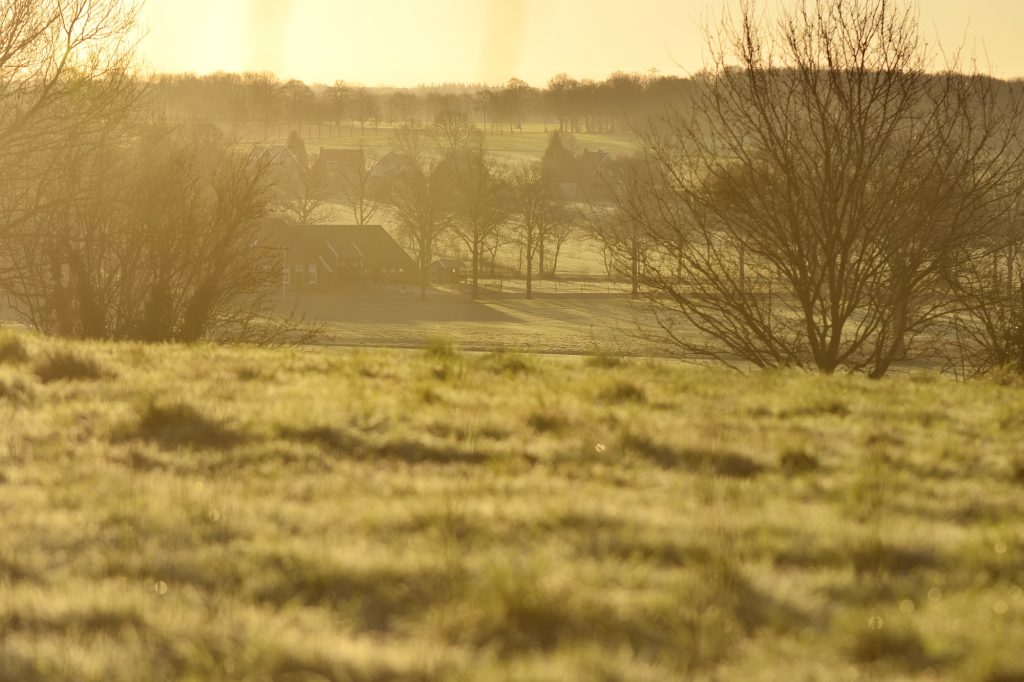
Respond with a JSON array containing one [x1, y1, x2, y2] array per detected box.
[[253, 218, 415, 272]]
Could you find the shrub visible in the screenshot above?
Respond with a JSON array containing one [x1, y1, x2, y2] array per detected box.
[[33, 349, 112, 383]]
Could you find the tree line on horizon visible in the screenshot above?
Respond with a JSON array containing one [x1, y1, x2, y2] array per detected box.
[[148, 71, 698, 137]]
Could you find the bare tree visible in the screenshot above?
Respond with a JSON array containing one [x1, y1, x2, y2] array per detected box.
[[625, 0, 1024, 375], [383, 128, 453, 300], [0, 0, 141, 243], [433, 109, 484, 155], [352, 87, 378, 136], [509, 163, 564, 298], [337, 147, 384, 225], [592, 159, 660, 299], [0, 122, 297, 342], [442, 151, 510, 299], [275, 155, 333, 225], [325, 80, 350, 136], [945, 207, 1024, 374], [483, 223, 517, 277], [543, 217, 576, 278]]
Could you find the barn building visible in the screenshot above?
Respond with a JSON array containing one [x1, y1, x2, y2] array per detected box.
[[255, 218, 416, 290]]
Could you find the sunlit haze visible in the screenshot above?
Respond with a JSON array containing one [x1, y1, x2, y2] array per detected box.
[[139, 0, 1024, 86]]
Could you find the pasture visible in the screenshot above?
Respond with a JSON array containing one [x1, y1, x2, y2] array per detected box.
[[230, 121, 641, 163], [1, 329, 1023, 680], [301, 288, 667, 357]]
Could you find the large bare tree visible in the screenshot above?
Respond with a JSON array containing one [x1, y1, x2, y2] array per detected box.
[[625, 0, 1024, 376], [0, 122, 294, 342], [0, 0, 140, 242]]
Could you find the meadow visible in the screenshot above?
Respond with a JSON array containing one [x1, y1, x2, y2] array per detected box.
[[233, 121, 641, 163], [1, 329, 1023, 681], [298, 288, 669, 357]]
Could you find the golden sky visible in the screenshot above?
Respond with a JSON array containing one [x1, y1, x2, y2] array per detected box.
[[137, 1, 1024, 86]]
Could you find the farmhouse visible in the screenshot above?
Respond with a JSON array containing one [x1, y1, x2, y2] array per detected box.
[[256, 218, 416, 289]]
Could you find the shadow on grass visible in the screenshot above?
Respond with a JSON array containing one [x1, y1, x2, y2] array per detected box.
[[33, 349, 114, 384], [252, 553, 451, 633], [279, 424, 491, 465], [622, 433, 764, 478], [131, 400, 246, 450]]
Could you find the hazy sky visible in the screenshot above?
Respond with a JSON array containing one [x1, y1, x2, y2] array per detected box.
[[138, 1, 1024, 86]]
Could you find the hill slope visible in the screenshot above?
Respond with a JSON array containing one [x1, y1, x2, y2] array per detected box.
[[1, 332, 1022, 681]]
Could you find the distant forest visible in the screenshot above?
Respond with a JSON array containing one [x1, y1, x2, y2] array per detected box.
[[148, 72, 700, 136]]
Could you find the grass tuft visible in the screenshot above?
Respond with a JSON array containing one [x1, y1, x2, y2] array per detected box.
[[527, 410, 570, 434], [847, 618, 931, 669], [0, 371, 35, 404], [981, 664, 1024, 682], [423, 336, 458, 360], [479, 351, 532, 375], [598, 379, 646, 403], [779, 447, 820, 475], [585, 352, 626, 369], [0, 333, 29, 365], [1011, 457, 1024, 486]]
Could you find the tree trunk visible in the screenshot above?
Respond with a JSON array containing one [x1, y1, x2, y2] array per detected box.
[[420, 243, 431, 301], [631, 245, 639, 299], [525, 231, 533, 300], [471, 248, 480, 299], [551, 242, 563, 277]]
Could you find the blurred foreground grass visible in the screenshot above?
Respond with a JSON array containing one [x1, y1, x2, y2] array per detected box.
[[1, 330, 1023, 681]]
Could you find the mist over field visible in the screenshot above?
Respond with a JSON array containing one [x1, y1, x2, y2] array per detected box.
[[3, 1, 1024, 680]]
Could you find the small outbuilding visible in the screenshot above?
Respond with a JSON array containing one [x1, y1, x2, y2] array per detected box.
[[427, 257, 467, 284]]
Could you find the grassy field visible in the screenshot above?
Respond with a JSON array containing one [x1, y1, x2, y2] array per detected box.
[[2, 329, 1023, 681], [296, 289, 670, 357], [233, 122, 641, 163]]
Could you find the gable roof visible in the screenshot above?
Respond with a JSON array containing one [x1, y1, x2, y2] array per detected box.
[[307, 225, 416, 271], [252, 218, 415, 272]]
